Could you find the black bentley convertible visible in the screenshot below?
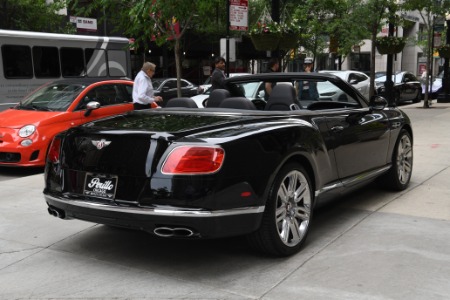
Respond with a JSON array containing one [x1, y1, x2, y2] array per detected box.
[[43, 73, 413, 257]]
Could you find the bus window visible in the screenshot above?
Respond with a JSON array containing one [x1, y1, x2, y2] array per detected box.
[[33, 46, 60, 78], [61, 47, 85, 77], [85, 48, 107, 77], [2, 45, 33, 79], [107, 50, 127, 77]]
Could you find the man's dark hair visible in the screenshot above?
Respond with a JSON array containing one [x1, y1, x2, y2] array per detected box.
[[268, 58, 279, 69], [214, 56, 226, 64]]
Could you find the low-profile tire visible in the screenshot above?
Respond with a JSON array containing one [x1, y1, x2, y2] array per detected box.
[[247, 163, 313, 257], [379, 129, 413, 191]]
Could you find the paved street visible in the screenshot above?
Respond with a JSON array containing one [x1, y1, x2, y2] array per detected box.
[[1, 101, 450, 300]]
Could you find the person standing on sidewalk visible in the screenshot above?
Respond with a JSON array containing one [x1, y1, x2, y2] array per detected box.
[[264, 58, 280, 101], [297, 57, 319, 101], [210, 57, 226, 92], [132, 62, 163, 110]]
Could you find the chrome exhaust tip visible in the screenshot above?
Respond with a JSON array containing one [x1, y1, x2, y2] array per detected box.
[[47, 206, 65, 219], [153, 226, 197, 238]]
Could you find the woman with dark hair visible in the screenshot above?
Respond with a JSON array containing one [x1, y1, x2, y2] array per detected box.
[[264, 58, 280, 101]]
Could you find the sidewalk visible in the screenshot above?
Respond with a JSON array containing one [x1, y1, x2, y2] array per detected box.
[[0, 102, 449, 300]]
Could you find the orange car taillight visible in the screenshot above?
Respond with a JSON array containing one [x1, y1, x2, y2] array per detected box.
[[47, 137, 62, 163], [162, 146, 225, 175]]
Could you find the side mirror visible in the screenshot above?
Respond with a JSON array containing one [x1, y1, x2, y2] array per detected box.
[[349, 79, 358, 85], [370, 95, 387, 110], [84, 101, 100, 117]]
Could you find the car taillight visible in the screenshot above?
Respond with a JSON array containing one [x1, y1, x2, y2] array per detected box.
[[162, 146, 225, 175], [47, 137, 62, 163]]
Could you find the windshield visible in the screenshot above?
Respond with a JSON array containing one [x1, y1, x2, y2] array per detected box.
[[321, 71, 346, 80], [203, 77, 211, 85], [375, 74, 403, 84], [19, 83, 85, 111], [152, 80, 163, 89]]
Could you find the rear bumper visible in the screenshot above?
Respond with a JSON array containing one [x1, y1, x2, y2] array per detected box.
[[44, 193, 265, 238]]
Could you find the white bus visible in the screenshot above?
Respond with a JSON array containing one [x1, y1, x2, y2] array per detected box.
[[0, 29, 131, 109]]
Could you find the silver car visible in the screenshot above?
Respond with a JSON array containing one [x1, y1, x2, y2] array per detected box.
[[319, 70, 371, 100]]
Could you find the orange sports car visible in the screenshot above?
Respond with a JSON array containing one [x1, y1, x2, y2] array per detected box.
[[0, 78, 138, 167]]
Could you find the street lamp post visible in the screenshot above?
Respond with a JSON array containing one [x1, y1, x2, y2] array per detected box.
[[438, 15, 450, 103], [385, 22, 395, 106]]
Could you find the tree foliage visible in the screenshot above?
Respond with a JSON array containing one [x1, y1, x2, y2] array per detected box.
[[0, 0, 74, 33], [350, 0, 397, 98], [402, 0, 450, 107], [71, 0, 224, 97], [69, 0, 450, 104]]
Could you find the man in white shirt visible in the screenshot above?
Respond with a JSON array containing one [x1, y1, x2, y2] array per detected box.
[[132, 62, 163, 110]]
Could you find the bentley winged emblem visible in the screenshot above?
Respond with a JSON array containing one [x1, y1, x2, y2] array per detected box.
[[91, 139, 111, 150]]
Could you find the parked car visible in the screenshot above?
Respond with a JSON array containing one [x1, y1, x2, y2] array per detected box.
[[375, 71, 422, 104], [199, 73, 251, 93], [0, 78, 135, 167], [319, 70, 371, 100], [190, 87, 211, 108], [44, 73, 413, 257], [375, 71, 386, 79], [152, 78, 199, 106]]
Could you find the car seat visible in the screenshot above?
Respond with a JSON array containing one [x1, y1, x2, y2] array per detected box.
[[165, 97, 198, 108], [265, 84, 301, 111], [206, 89, 230, 108], [219, 97, 256, 110]]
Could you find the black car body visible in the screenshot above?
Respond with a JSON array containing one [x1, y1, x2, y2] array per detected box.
[[375, 71, 422, 104], [44, 73, 413, 257], [152, 78, 199, 106]]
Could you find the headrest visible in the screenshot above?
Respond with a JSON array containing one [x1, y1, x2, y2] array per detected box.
[[206, 89, 230, 108], [165, 97, 198, 108], [265, 84, 300, 111], [219, 97, 256, 110]]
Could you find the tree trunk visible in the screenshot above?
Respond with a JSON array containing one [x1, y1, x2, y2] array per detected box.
[[369, 30, 377, 99], [423, 17, 433, 108], [175, 38, 182, 98]]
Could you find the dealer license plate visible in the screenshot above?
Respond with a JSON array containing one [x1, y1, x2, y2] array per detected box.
[[83, 173, 118, 200]]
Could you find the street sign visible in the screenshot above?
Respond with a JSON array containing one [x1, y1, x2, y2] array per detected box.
[[70, 16, 97, 32], [229, 0, 248, 31]]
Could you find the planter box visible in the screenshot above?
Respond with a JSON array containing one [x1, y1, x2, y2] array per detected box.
[[376, 42, 405, 55], [250, 33, 281, 51]]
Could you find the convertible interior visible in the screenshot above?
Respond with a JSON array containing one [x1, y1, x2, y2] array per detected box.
[[166, 78, 364, 111]]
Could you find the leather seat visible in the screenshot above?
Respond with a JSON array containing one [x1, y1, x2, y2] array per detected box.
[[165, 97, 198, 108], [219, 97, 256, 110], [206, 89, 230, 108], [264, 84, 301, 111]]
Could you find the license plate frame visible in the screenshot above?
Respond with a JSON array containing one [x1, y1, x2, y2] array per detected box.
[[83, 173, 118, 200]]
